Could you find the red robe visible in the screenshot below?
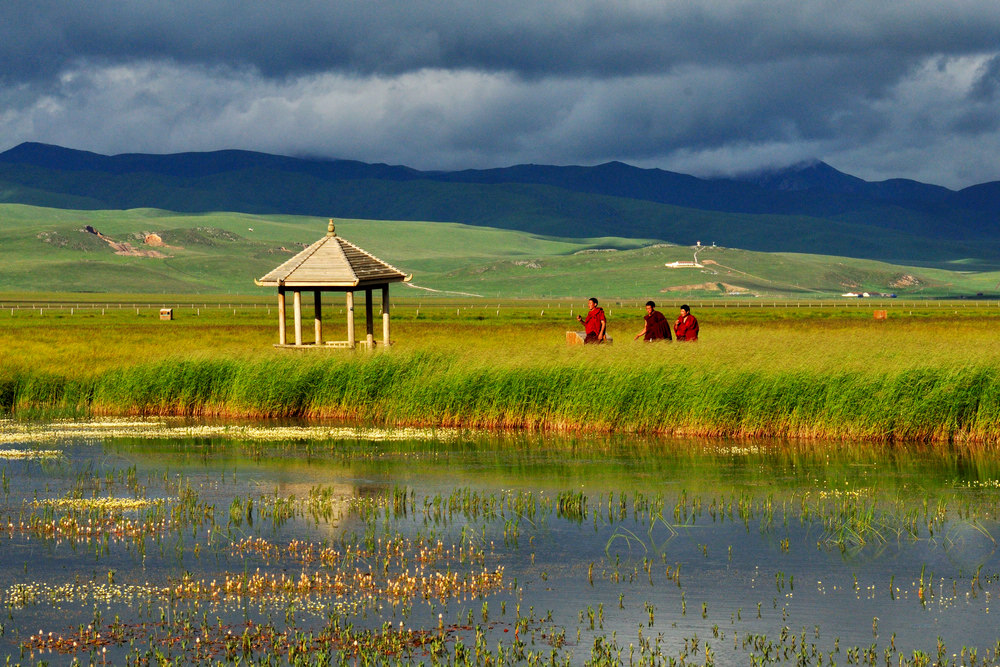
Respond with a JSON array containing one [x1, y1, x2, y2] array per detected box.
[[643, 310, 671, 341], [582, 306, 606, 343], [674, 314, 699, 341]]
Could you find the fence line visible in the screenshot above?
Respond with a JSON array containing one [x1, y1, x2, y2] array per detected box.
[[2, 298, 999, 319]]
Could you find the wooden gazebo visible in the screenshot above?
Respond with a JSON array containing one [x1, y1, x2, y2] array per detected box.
[[255, 219, 410, 349]]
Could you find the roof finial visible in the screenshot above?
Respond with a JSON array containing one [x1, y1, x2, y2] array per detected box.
[[327, 218, 336, 236]]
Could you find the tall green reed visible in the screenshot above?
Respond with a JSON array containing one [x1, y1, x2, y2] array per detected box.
[[5, 349, 1000, 443]]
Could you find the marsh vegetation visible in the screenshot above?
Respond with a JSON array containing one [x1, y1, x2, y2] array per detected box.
[[4, 299, 1000, 442]]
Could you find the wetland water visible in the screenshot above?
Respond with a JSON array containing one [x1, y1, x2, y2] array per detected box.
[[2, 420, 1000, 665]]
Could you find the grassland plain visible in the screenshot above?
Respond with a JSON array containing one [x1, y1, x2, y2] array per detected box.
[[3, 298, 1000, 444], [3, 203, 1000, 298]]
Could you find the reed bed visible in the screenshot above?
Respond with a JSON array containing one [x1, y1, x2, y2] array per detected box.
[[3, 346, 1000, 444], [4, 307, 1000, 442]]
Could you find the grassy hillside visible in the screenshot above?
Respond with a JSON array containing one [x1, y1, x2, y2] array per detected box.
[[436, 244, 997, 299], [5, 143, 1000, 268], [1, 203, 997, 298]]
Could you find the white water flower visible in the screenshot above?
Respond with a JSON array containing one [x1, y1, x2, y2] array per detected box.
[[31, 497, 167, 511], [0, 449, 63, 460], [0, 420, 457, 443]]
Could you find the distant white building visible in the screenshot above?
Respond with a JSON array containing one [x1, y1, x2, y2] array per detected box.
[[665, 261, 704, 268]]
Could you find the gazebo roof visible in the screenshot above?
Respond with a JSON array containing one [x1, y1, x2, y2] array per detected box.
[[256, 220, 410, 288]]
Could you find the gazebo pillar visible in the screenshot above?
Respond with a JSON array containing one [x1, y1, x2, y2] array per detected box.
[[346, 291, 356, 349], [365, 288, 374, 349], [293, 290, 303, 346], [382, 285, 390, 347], [314, 290, 322, 345], [277, 288, 287, 345]]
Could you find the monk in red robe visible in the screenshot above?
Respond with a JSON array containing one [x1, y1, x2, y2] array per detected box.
[[577, 297, 607, 343], [674, 304, 699, 341], [633, 301, 671, 341]]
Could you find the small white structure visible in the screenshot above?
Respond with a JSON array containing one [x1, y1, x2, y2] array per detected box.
[[566, 331, 613, 346], [256, 219, 411, 349], [665, 261, 705, 269]]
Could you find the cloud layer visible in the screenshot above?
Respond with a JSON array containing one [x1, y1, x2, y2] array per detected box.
[[3, 1, 1000, 188]]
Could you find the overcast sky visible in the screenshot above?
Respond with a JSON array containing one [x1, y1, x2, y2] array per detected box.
[[2, 1, 999, 189]]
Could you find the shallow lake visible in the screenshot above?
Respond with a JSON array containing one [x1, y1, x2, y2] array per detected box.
[[2, 419, 1000, 665]]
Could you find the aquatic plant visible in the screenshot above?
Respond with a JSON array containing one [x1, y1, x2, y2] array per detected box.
[[0, 447, 62, 459]]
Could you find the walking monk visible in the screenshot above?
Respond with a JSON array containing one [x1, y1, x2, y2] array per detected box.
[[633, 301, 672, 341], [674, 304, 699, 341], [577, 297, 607, 344]]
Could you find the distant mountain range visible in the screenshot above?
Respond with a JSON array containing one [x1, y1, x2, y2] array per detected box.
[[2, 142, 999, 268]]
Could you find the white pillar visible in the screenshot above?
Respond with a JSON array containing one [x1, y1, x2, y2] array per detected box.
[[293, 290, 302, 346], [277, 289, 286, 345], [365, 288, 374, 350], [346, 291, 355, 349], [314, 290, 322, 345], [382, 285, 390, 347]]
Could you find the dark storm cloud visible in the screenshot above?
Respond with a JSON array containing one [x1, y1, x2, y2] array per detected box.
[[5, 1, 999, 81], [2, 1, 1000, 188], [970, 55, 1000, 101]]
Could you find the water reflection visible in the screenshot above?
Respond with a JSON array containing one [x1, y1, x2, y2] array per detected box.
[[1, 420, 999, 664]]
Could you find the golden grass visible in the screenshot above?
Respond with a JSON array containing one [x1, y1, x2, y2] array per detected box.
[[4, 305, 1000, 442]]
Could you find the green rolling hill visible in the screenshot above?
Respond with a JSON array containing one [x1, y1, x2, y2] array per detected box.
[[1, 203, 995, 299], [3, 142, 1000, 270]]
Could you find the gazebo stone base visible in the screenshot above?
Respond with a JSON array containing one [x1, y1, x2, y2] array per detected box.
[[566, 331, 614, 345], [324, 340, 376, 349], [272, 340, 380, 350]]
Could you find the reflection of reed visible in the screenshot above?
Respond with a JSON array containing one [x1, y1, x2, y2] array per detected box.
[[268, 480, 354, 533]]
